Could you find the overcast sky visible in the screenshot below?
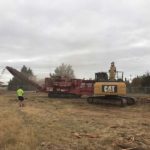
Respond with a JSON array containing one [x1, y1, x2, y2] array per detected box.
[[0, 0, 150, 83]]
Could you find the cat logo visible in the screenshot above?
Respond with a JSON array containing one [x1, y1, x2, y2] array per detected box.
[[102, 85, 117, 93]]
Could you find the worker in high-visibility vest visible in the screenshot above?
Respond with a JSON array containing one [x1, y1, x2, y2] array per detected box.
[[17, 87, 24, 107]]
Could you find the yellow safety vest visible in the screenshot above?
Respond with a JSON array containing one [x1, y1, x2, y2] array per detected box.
[[17, 89, 24, 97]]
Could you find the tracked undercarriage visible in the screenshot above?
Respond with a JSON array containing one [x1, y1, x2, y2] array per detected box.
[[48, 92, 81, 98], [87, 96, 136, 107]]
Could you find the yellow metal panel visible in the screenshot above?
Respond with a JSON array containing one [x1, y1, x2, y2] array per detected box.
[[94, 82, 126, 96]]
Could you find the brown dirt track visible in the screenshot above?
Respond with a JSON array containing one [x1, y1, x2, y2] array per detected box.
[[0, 92, 150, 150]]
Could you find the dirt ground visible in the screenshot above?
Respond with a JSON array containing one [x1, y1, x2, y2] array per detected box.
[[0, 92, 150, 150]]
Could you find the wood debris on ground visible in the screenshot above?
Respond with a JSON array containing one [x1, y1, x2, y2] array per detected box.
[[113, 135, 150, 150], [73, 132, 100, 139]]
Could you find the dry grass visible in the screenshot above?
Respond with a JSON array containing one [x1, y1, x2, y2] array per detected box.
[[0, 92, 150, 150]]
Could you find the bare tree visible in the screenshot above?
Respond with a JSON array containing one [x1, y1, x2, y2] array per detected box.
[[51, 63, 75, 79]]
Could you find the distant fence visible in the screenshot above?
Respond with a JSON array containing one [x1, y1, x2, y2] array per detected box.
[[127, 87, 150, 94]]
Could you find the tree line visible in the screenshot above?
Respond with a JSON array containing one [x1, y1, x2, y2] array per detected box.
[[130, 72, 150, 87], [126, 72, 150, 93]]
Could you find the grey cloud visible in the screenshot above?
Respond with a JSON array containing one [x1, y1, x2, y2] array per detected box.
[[0, 0, 150, 83]]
